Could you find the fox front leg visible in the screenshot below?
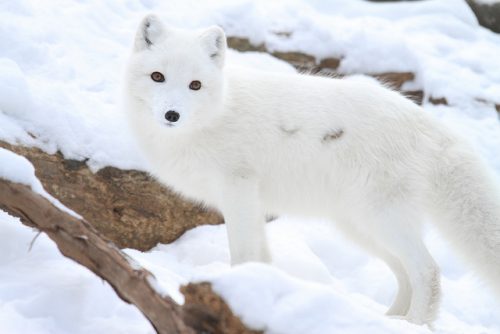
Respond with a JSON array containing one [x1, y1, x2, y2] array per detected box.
[[218, 176, 271, 265]]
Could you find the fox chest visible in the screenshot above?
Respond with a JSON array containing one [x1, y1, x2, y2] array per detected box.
[[148, 151, 221, 207]]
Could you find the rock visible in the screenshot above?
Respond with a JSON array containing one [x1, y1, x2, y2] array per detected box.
[[404, 90, 424, 105], [466, 0, 500, 34], [373, 72, 415, 90], [227, 36, 421, 102], [318, 57, 341, 70], [181, 282, 262, 334], [0, 141, 223, 251], [271, 51, 316, 67], [429, 96, 448, 105], [226, 37, 266, 52]]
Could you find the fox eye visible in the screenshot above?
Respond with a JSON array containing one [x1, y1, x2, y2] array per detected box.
[[189, 80, 201, 90], [151, 72, 165, 82]]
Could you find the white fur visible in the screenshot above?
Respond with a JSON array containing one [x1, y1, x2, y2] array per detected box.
[[124, 15, 500, 325]]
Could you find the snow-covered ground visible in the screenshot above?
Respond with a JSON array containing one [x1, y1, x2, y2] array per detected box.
[[1, 0, 499, 333]]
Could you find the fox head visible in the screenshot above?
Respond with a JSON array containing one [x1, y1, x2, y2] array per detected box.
[[125, 15, 226, 132]]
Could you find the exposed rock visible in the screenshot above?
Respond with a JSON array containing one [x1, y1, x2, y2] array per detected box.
[[466, 0, 500, 34], [404, 90, 424, 106], [227, 37, 266, 52], [271, 51, 316, 67], [0, 141, 223, 251], [227, 36, 422, 104], [227, 37, 339, 71], [318, 57, 341, 70], [373, 72, 414, 90], [429, 96, 448, 105], [181, 282, 262, 334]]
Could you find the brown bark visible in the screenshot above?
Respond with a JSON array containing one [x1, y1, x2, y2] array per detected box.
[[0, 177, 258, 334], [0, 141, 223, 251]]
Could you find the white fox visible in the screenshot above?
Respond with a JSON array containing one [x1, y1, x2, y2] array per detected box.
[[124, 15, 500, 325]]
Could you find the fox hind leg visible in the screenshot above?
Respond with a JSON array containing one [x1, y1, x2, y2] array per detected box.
[[340, 206, 441, 324], [381, 252, 412, 317], [363, 208, 441, 324], [336, 225, 412, 316]]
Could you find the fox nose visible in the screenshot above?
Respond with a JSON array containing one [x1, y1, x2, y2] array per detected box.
[[165, 110, 180, 123]]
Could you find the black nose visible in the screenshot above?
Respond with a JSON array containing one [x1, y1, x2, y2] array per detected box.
[[165, 110, 180, 123]]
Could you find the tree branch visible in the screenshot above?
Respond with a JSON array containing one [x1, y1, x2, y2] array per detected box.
[[0, 178, 193, 334]]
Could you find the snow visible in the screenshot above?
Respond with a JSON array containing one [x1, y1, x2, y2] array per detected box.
[[0, 148, 81, 218], [2, 215, 499, 333], [207, 263, 427, 334], [1, 0, 500, 333], [0, 210, 151, 334]]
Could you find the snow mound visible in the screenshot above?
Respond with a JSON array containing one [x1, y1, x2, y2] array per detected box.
[[209, 263, 429, 334]]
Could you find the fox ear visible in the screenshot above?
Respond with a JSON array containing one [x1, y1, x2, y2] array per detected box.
[[134, 14, 165, 51], [199, 26, 227, 68]]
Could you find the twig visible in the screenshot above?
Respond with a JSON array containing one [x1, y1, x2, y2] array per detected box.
[[28, 230, 42, 251]]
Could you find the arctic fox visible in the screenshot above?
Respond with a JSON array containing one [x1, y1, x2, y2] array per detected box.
[[124, 15, 500, 325]]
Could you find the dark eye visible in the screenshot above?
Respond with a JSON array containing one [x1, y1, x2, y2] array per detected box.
[[151, 72, 165, 82], [189, 80, 201, 90]]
